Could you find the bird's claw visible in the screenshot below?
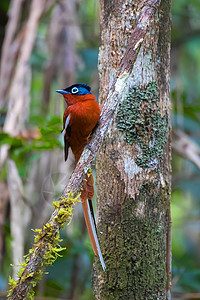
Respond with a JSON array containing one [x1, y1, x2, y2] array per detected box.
[[86, 145, 92, 151]]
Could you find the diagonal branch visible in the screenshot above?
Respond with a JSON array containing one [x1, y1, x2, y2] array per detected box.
[[8, 0, 161, 299], [62, 0, 161, 198]]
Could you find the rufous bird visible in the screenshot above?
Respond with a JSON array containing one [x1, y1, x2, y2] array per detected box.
[[56, 84, 106, 271]]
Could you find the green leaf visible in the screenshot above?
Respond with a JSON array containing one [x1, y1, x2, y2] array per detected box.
[[0, 133, 23, 147]]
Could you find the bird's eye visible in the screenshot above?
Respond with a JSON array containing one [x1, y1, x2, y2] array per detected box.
[[71, 87, 79, 94]]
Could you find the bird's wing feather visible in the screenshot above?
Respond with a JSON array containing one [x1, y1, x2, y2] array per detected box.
[[64, 138, 69, 161], [63, 114, 71, 161], [65, 114, 71, 132]]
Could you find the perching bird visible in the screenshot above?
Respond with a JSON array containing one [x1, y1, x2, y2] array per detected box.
[[56, 83, 106, 271]]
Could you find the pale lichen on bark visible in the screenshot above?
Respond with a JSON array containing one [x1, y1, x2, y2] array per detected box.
[[116, 82, 169, 170]]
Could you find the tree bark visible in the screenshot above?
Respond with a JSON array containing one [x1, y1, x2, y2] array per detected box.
[[93, 0, 171, 299]]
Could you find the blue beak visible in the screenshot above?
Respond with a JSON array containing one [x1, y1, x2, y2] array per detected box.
[[56, 90, 69, 94]]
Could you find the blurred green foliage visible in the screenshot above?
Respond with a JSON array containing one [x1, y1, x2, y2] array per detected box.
[[171, 0, 200, 295]]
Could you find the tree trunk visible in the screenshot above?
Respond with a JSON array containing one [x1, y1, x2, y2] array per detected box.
[[93, 0, 171, 299]]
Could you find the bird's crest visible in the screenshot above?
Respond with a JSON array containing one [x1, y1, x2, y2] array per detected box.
[[64, 84, 91, 95]]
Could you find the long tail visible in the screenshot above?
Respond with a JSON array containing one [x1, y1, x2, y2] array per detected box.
[[82, 199, 106, 271]]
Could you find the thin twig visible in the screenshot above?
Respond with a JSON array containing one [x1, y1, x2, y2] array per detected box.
[[173, 293, 200, 299], [172, 129, 200, 169]]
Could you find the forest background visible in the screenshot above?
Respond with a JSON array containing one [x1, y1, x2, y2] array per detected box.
[[0, 0, 200, 299]]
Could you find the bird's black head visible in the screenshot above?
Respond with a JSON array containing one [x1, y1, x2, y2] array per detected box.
[[56, 84, 91, 95]]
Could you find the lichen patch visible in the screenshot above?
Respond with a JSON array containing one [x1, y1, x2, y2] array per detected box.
[[116, 81, 168, 170]]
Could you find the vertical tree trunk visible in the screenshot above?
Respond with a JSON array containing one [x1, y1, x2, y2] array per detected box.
[[94, 0, 171, 299], [7, 159, 25, 280]]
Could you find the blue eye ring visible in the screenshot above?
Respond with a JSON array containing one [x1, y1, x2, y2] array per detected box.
[[71, 87, 79, 94]]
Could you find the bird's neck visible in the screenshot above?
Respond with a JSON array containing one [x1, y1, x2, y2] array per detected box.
[[64, 94, 96, 106]]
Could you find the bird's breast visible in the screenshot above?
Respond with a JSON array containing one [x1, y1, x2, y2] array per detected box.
[[64, 99, 100, 161]]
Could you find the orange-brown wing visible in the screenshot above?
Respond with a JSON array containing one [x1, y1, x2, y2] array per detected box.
[[69, 101, 100, 161]]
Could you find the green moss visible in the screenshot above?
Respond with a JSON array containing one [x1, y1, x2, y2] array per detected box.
[[116, 82, 168, 169]]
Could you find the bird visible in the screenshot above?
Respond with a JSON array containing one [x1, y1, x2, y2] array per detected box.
[[56, 83, 106, 271]]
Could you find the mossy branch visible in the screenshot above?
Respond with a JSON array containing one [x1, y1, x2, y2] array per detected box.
[[8, 192, 81, 300], [8, 1, 161, 299]]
